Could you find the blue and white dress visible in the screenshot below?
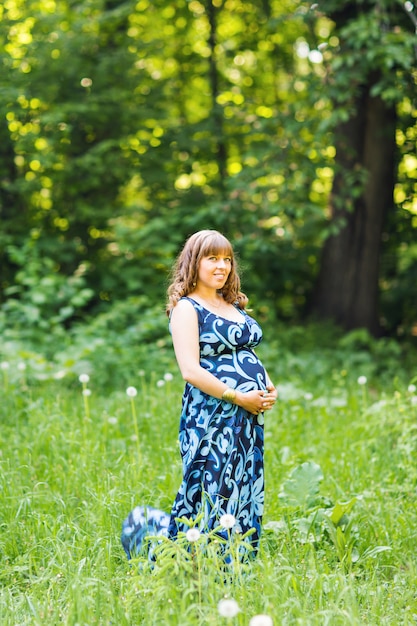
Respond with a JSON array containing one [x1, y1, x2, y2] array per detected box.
[[121, 297, 266, 558]]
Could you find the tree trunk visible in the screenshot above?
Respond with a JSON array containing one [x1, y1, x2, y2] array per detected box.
[[313, 83, 396, 336]]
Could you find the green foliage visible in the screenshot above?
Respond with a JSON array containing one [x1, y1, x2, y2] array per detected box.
[[1, 331, 417, 624], [56, 297, 174, 388], [1, 304, 415, 400], [0, 237, 94, 344], [0, 294, 176, 392], [320, 0, 416, 104], [272, 461, 391, 569], [0, 0, 416, 338]]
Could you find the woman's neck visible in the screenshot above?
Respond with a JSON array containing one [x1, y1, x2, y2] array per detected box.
[[190, 288, 223, 308]]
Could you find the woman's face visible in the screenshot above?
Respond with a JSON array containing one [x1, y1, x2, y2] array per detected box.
[[196, 253, 232, 291]]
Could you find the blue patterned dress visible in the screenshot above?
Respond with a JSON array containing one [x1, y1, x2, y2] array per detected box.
[[121, 297, 266, 558]]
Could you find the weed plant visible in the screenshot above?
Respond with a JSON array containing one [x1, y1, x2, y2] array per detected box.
[[1, 324, 417, 625]]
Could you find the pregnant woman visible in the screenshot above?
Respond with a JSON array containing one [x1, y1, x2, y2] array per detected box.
[[121, 230, 277, 558]]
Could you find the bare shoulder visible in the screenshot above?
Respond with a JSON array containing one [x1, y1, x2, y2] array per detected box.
[[170, 298, 197, 324]]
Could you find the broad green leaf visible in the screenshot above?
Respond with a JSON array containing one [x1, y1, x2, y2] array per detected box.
[[325, 498, 357, 526], [278, 461, 324, 508]]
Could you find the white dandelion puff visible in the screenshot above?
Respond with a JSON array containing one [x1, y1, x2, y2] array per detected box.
[[82, 388, 91, 397], [357, 376, 367, 386], [217, 598, 240, 618], [1, 361, 10, 370], [164, 372, 173, 381], [408, 384, 416, 393], [126, 386, 138, 397], [79, 373, 90, 384], [249, 615, 273, 626], [17, 362, 27, 371], [156, 379, 165, 388], [186, 528, 201, 542], [219, 514, 236, 530]]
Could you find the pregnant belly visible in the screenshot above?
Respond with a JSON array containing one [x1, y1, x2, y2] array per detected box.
[[203, 350, 266, 390]]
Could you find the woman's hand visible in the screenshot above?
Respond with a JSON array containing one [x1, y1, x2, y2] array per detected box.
[[235, 387, 277, 416], [266, 384, 278, 401]]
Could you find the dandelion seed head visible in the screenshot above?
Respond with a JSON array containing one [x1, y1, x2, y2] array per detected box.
[[249, 615, 273, 626], [408, 384, 416, 393], [411, 396, 417, 406], [17, 362, 27, 371], [82, 388, 91, 396], [54, 370, 67, 380], [156, 379, 165, 388], [1, 361, 10, 370], [108, 417, 118, 425], [217, 598, 240, 618], [304, 392, 313, 401], [164, 372, 173, 381], [186, 528, 201, 542], [126, 386, 137, 397], [219, 513, 236, 530], [79, 373, 90, 384], [357, 376, 367, 385], [80, 77, 92, 88]]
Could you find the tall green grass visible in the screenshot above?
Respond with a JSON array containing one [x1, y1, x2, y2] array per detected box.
[[1, 330, 417, 625]]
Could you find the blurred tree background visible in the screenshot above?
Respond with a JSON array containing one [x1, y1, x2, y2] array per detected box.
[[0, 0, 416, 352]]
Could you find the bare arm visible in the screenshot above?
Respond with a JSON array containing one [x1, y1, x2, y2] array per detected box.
[[170, 299, 275, 414]]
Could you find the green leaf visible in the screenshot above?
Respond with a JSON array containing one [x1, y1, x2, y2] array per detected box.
[[325, 498, 357, 526], [359, 545, 392, 561], [278, 461, 324, 508]]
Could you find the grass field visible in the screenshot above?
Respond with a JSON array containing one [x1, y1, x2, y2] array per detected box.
[[1, 332, 417, 625]]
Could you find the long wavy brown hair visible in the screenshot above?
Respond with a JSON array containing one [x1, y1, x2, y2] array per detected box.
[[166, 230, 248, 315]]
